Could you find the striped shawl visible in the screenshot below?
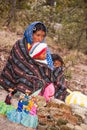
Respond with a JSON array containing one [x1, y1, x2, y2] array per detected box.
[[0, 38, 66, 98], [0, 38, 52, 93]]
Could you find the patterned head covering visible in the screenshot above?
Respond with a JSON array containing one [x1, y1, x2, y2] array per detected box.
[[24, 21, 47, 44], [29, 42, 47, 58]]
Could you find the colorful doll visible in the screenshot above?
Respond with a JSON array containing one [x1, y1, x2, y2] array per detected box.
[[23, 90, 31, 106], [7, 94, 24, 124], [5, 88, 17, 105], [21, 96, 38, 130], [0, 88, 16, 115], [23, 90, 31, 114]]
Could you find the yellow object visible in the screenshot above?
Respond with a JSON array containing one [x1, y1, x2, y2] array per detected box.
[[26, 100, 34, 111], [65, 91, 87, 108], [28, 43, 31, 49], [66, 89, 72, 94]]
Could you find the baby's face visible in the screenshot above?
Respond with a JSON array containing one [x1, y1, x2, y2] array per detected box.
[[35, 50, 46, 60], [53, 60, 62, 67]]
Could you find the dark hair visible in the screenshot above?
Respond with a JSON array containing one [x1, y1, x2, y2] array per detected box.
[[51, 53, 64, 66], [33, 23, 47, 35]]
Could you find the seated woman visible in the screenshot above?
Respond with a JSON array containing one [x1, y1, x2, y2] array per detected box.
[[6, 43, 53, 129], [0, 22, 53, 94]]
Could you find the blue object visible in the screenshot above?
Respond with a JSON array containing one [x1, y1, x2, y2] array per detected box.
[[21, 111, 38, 128], [24, 21, 47, 44], [17, 100, 24, 112]]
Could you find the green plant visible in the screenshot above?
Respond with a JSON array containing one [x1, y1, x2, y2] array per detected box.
[[64, 69, 72, 80], [57, 118, 68, 126]]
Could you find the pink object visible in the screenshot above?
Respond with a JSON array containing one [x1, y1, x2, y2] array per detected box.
[[43, 83, 55, 102], [29, 105, 37, 116]]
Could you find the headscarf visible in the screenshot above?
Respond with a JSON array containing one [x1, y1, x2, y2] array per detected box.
[[24, 21, 46, 44], [29, 42, 47, 58], [29, 42, 47, 64], [24, 21, 53, 69]]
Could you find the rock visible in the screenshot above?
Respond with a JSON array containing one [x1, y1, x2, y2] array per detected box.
[[37, 99, 79, 126], [36, 96, 46, 107], [0, 55, 5, 61], [80, 123, 87, 130], [50, 98, 65, 105], [66, 123, 75, 129], [38, 124, 47, 130], [74, 125, 83, 130], [47, 126, 60, 130], [60, 125, 72, 130], [56, 118, 68, 126], [71, 104, 87, 120], [83, 116, 87, 124], [0, 87, 86, 130]]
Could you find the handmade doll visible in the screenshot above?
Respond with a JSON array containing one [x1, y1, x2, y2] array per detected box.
[[5, 88, 17, 105], [21, 96, 38, 130], [23, 90, 31, 106], [0, 88, 16, 115], [7, 94, 24, 123], [23, 90, 31, 114]]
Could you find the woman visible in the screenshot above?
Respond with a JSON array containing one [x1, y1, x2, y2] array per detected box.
[[0, 21, 53, 94]]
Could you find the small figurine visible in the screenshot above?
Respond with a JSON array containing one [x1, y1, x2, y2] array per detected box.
[[7, 94, 24, 124], [5, 88, 17, 105], [0, 88, 16, 115], [23, 89, 31, 106], [21, 96, 38, 129], [17, 98, 24, 112]]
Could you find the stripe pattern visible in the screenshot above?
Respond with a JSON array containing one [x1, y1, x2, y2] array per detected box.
[[0, 38, 66, 95], [0, 38, 51, 93]]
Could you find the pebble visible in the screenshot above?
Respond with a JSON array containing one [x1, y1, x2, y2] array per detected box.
[[38, 124, 47, 130], [80, 123, 87, 130], [66, 123, 75, 129], [74, 125, 83, 130]]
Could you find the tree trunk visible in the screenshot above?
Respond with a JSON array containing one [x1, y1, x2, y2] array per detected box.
[[4, 0, 17, 26], [84, 0, 87, 39]]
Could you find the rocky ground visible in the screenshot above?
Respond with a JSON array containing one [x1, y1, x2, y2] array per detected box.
[[0, 88, 87, 130], [0, 29, 87, 130]]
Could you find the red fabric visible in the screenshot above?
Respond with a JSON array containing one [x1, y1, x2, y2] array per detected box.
[[32, 48, 47, 58]]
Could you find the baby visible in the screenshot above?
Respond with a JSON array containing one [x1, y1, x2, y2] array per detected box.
[[29, 42, 55, 102]]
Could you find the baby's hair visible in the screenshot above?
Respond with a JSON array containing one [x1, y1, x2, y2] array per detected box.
[[51, 53, 64, 66], [33, 23, 47, 36]]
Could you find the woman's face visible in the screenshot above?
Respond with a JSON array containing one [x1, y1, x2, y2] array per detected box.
[[32, 30, 45, 43]]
